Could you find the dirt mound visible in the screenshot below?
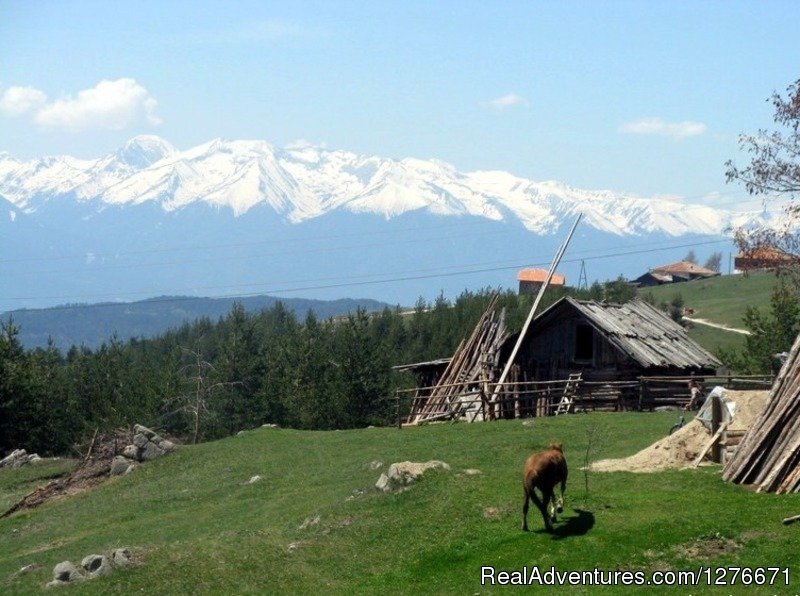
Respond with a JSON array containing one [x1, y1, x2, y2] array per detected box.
[[725, 390, 770, 432], [590, 390, 769, 473]]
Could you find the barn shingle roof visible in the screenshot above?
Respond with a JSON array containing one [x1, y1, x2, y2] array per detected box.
[[534, 297, 722, 370]]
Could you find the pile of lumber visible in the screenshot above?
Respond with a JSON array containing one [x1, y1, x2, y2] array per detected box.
[[408, 295, 509, 424], [723, 333, 800, 493]]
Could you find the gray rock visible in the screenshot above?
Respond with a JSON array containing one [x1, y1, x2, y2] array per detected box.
[[110, 548, 132, 568], [462, 468, 483, 476], [368, 460, 384, 470], [122, 444, 140, 460], [52, 561, 84, 582], [18, 563, 41, 574], [81, 554, 112, 578], [159, 439, 175, 452], [246, 475, 262, 484], [110, 456, 134, 476], [375, 473, 392, 492], [133, 424, 156, 439], [375, 460, 451, 492], [123, 463, 136, 475], [0, 449, 26, 468], [298, 515, 321, 530], [0, 449, 42, 469], [133, 434, 149, 448], [140, 441, 166, 461]]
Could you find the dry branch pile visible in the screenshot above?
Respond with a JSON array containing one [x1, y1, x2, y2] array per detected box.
[[408, 295, 509, 424], [1, 430, 127, 518], [1, 425, 175, 518], [723, 333, 800, 493]]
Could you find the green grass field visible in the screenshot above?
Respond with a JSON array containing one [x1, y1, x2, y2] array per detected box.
[[639, 271, 777, 328], [2, 415, 800, 594], [685, 323, 747, 355]]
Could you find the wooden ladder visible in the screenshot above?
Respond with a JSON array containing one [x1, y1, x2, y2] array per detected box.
[[555, 373, 582, 415]]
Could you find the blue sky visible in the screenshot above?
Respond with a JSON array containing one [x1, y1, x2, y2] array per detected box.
[[2, 1, 798, 209]]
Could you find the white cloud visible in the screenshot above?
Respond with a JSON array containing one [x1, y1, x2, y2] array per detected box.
[[34, 79, 161, 131], [486, 93, 528, 109], [618, 117, 707, 140], [0, 86, 47, 117], [0, 79, 161, 132]]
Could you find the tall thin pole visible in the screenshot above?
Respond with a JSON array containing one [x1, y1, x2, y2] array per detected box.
[[491, 213, 582, 405]]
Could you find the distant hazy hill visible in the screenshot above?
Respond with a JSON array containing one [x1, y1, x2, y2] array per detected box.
[[3, 295, 394, 351]]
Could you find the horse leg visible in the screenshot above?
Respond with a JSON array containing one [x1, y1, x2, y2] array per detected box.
[[529, 488, 553, 532], [543, 486, 557, 524], [557, 478, 566, 514], [522, 490, 530, 532]]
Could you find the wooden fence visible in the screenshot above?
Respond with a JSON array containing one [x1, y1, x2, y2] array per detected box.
[[394, 374, 774, 428]]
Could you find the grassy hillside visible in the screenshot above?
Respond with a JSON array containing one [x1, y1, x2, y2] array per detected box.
[[639, 271, 776, 327], [3, 414, 800, 594], [638, 272, 779, 355], [684, 323, 747, 356]]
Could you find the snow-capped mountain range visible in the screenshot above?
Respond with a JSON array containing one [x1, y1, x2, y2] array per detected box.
[[0, 135, 768, 236], [0, 136, 768, 314]]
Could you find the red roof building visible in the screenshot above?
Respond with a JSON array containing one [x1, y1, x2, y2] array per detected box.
[[517, 268, 566, 295], [734, 246, 797, 272]]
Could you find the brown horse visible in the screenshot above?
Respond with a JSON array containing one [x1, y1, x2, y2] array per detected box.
[[522, 442, 568, 532]]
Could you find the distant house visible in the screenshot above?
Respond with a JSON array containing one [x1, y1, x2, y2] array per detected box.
[[500, 297, 721, 383], [632, 271, 674, 287], [634, 260, 719, 287], [517, 268, 566, 295], [735, 245, 797, 272]]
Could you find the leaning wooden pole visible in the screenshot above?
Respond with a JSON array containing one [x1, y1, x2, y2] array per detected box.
[[489, 213, 582, 411]]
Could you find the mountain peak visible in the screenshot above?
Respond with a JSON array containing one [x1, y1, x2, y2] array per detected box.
[[0, 135, 775, 238], [115, 135, 176, 168]]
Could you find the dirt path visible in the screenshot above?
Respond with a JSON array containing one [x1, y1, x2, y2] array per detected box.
[[683, 316, 751, 335]]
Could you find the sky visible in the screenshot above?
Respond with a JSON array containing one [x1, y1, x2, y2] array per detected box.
[[1, 0, 799, 212]]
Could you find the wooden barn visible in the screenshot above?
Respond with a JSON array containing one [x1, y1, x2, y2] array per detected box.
[[395, 296, 723, 422], [505, 297, 721, 383]]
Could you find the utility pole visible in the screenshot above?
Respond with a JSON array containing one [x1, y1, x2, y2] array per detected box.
[[578, 260, 588, 291]]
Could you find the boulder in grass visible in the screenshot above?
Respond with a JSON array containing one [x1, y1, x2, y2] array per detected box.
[[52, 561, 85, 583], [110, 548, 133, 568], [375, 460, 450, 492], [123, 425, 175, 462], [110, 456, 135, 476], [0, 449, 42, 469], [140, 441, 166, 461], [81, 554, 112, 578]]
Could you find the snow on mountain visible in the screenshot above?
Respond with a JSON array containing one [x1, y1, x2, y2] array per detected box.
[[0, 136, 770, 236]]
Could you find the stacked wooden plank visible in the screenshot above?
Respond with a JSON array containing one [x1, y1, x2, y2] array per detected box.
[[408, 295, 509, 424], [723, 332, 800, 493]]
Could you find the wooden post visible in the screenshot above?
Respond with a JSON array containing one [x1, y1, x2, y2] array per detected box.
[[711, 394, 722, 463], [396, 392, 402, 430], [490, 214, 582, 408]]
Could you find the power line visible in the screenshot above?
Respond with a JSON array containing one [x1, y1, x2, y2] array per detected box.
[[0, 219, 494, 265], [2, 236, 732, 311]]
